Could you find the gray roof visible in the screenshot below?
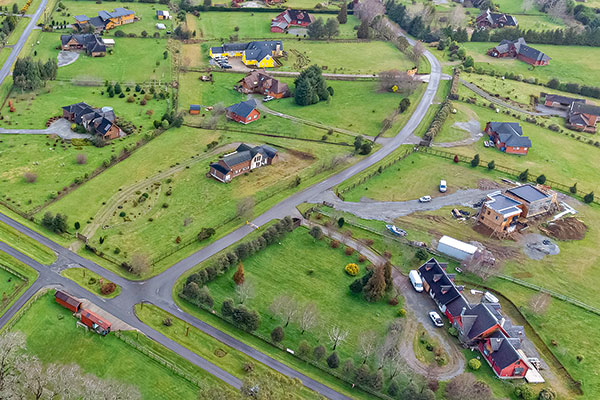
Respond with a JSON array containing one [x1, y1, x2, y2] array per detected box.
[[489, 122, 531, 148], [61, 34, 106, 54], [462, 303, 500, 340], [545, 94, 584, 106], [518, 44, 550, 62], [418, 258, 466, 308], [219, 143, 278, 170], [484, 192, 522, 216], [74, 15, 89, 22], [486, 330, 523, 369], [570, 101, 600, 116], [506, 184, 550, 203], [211, 40, 283, 63], [226, 99, 257, 119]]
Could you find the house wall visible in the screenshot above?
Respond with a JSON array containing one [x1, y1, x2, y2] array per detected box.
[[504, 145, 528, 155], [209, 167, 230, 182], [103, 125, 121, 140], [55, 297, 80, 312], [271, 26, 285, 33], [517, 54, 548, 66], [227, 109, 260, 124], [478, 204, 518, 231]]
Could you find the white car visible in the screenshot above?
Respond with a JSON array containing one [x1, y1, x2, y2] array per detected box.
[[429, 311, 444, 328], [439, 180, 447, 193], [263, 95, 274, 102], [419, 195, 432, 203]]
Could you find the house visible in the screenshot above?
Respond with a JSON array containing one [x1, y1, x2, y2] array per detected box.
[[156, 10, 170, 20], [189, 104, 201, 115], [60, 34, 106, 57], [543, 94, 584, 109], [485, 122, 531, 155], [504, 184, 556, 218], [478, 192, 523, 233], [488, 38, 550, 66], [62, 102, 121, 140], [236, 70, 289, 99], [270, 9, 314, 33], [479, 330, 530, 379], [80, 309, 112, 336], [54, 290, 82, 313], [74, 8, 135, 33], [566, 102, 600, 133], [436, 236, 478, 261], [476, 9, 518, 29], [210, 41, 283, 69], [226, 99, 260, 124], [209, 143, 278, 183]]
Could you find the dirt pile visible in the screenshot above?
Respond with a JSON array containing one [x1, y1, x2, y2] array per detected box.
[[542, 217, 587, 240], [478, 179, 503, 191]]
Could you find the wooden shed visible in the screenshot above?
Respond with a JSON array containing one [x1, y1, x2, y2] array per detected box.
[[80, 309, 112, 336], [54, 290, 82, 313]]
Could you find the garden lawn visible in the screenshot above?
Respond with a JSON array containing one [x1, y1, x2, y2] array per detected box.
[[0, 252, 38, 316], [0, 48, 11, 70], [193, 11, 360, 40], [514, 14, 565, 31], [177, 71, 246, 114], [9, 292, 233, 399], [281, 0, 338, 9], [464, 42, 600, 87], [0, 221, 56, 264], [433, 101, 477, 143], [31, 33, 171, 82], [494, 0, 543, 14], [61, 268, 121, 298], [56, 1, 174, 36], [135, 304, 323, 400], [199, 227, 401, 366], [265, 79, 426, 137]]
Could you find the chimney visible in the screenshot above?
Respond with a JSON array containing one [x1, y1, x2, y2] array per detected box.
[[500, 317, 505, 327]]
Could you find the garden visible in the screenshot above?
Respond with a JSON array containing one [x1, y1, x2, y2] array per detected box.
[[61, 268, 121, 298]]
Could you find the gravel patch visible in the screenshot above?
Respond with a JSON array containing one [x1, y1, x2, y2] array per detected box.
[[521, 233, 560, 260], [57, 51, 79, 67]]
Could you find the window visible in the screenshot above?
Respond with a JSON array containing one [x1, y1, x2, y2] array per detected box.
[[487, 210, 491, 215], [495, 216, 498, 220]]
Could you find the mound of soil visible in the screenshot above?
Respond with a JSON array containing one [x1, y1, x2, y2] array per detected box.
[[478, 179, 502, 191], [542, 217, 587, 241]]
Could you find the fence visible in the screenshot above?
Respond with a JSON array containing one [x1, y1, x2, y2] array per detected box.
[[114, 331, 203, 388], [1, 289, 48, 333]]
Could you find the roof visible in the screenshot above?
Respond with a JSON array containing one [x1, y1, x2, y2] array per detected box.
[[61, 34, 106, 53], [506, 184, 550, 203], [81, 309, 111, 330], [569, 101, 600, 117], [286, 9, 314, 24], [518, 44, 550, 62], [486, 330, 523, 369], [156, 23, 166, 29], [211, 40, 283, 63], [220, 143, 278, 169], [74, 14, 89, 22], [157, 10, 169, 16], [438, 235, 478, 255], [190, 104, 201, 110], [545, 94, 584, 106], [54, 290, 81, 308], [484, 192, 522, 216], [480, 9, 518, 27], [226, 99, 258, 118], [418, 258, 465, 308], [210, 162, 230, 174], [489, 122, 531, 148], [461, 303, 500, 340]]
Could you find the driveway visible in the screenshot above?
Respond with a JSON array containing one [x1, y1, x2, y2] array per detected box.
[[0, 118, 91, 140], [57, 50, 79, 67]]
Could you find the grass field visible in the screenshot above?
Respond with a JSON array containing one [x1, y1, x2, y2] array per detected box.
[[514, 14, 565, 31], [432, 102, 477, 143], [30, 33, 171, 82], [464, 42, 600, 87], [136, 304, 323, 399], [8, 292, 235, 399], [0, 252, 38, 315], [61, 268, 121, 298], [193, 11, 360, 40], [6, 16, 29, 46], [0, 221, 56, 264], [56, 1, 174, 36], [177, 72, 245, 113]]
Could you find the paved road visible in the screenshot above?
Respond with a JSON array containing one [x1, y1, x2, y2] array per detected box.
[[0, 0, 49, 86], [0, 15, 444, 400], [0, 119, 90, 139]]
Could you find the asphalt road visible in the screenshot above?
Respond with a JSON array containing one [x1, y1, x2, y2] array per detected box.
[[0, 0, 49, 86], [0, 13, 443, 400]]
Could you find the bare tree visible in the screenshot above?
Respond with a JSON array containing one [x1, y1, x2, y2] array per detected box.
[[236, 197, 255, 221], [130, 253, 150, 276], [354, 0, 385, 23], [445, 373, 492, 400], [522, 0, 535, 12], [448, 5, 466, 26], [547, 0, 567, 19], [328, 326, 349, 350], [235, 281, 255, 304], [410, 42, 425, 66], [378, 70, 419, 94], [76, 153, 88, 165], [269, 295, 298, 327], [298, 303, 319, 334], [357, 330, 378, 364], [23, 172, 37, 183], [529, 291, 551, 315], [15, 356, 49, 400], [0, 331, 26, 396]]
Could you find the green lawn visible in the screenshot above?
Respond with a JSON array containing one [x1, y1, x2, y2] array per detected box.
[[136, 304, 322, 400], [0, 252, 38, 315], [0, 48, 11, 70], [178, 72, 246, 113], [514, 14, 565, 31], [56, 1, 174, 36], [8, 292, 234, 399], [0, 221, 56, 264], [464, 42, 600, 87], [30, 33, 171, 83], [193, 11, 360, 40], [282, 0, 340, 9], [433, 102, 476, 143], [61, 268, 121, 298], [6, 16, 29, 45]]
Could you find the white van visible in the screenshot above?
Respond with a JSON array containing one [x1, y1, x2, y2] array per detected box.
[[439, 180, 447, 193], [409, 270, 423, 292]]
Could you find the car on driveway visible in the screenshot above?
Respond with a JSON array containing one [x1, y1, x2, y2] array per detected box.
[[419, 195, 432, 203], [429, 311, 444, 327], [439, 180, 447, 193], [263, 95, 274, 102]]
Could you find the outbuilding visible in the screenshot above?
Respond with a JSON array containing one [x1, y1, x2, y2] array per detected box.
[[189, 104, 201, 114], [436, 235, 478, 261], [54, 290, 82, 313], [80, 309, 112, 336]]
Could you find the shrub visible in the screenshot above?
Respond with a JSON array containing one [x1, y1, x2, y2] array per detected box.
[[515, 385, 535, 400], [76, 153, 87, 164], [337, 217, 344, 228], [271, 326, 284, 343], [344, 263, 359, 276], [470, 153, 480, 167], [468, 358, 481, 370], [388, 297, 399, 306], [24, 172, 37, 183], [415, 248, 428, 260], [326, 352, 339, 368], [88, 277, 97, 285], [538, 387, 556, 400], [242, 362, 254, 373], [119, 211, 126, 217], [397, 308, 406, 317], [308, 226, 323, 240], [344, 246, 355, 256], [518, 169, 529, 182], [448, 326, 458, 337], [357, 254, 367, 263], [487, 160, 495, 170], [313, 345, 326, 361], [584, 192, 594, 204], [162, 318, 172, 327], [536, 174, 546, 184], [100, 282, 116, 295], [297, 340, 311, 358], [330, 239, 340, 248]]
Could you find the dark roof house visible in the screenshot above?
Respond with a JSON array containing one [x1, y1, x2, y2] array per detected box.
[[567, 101, 600, 133], [209, 143, 279, 182], [62, 102, 121, 140], [210, 40, 283, 68], [488, 38, 550, 66], [60, 34, 106, 56], [270, 9, 314, 32], [486, 122, 531, 154], [476, 9, 518, 29]]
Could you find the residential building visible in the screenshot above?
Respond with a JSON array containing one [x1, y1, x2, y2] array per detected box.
[[74, 8, 135, 33], [270, 9, 314, 33], [62, 102, 121, 140], [488, 38, 550, 66], [485, 122, 531, 155], [80, 309, 112, 336], [566, 102, 600, 133], [209, 143, 278, 183], [189, 104, 201, 115], [478, 192, 523, 233], [543, 94, 584, 109], [60, 34, 106, 57], [54, 290, 82, 313], [504, 184, 556, 218], [236, 70, 289, 99], [210, 41, 283, 68], [156, 10, 170, 20], [476, 9, 518, 29], [226, 99, 260, 124]]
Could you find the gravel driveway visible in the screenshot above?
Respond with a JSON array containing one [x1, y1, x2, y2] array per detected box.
[[0, 118, 91, 140]]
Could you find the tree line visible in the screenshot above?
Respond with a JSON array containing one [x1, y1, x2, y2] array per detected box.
[[470, 26, 600, 48], [13, 57, 57, 92]]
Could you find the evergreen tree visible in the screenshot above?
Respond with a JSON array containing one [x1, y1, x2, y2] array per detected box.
[[470, 154, 480, 167], [325, 18, 339, 39], [221, 298, 235, 317], [357, 20, 369, 39], [384, 262, 393, 287], [114, 83, 122, 94], [337, 3, 347, 24], [294, 76, 314, 106], [584, 192, 594, 204], [307, 18, 325, 39], [536, 174, 546, 184], [271, 326, 284, 343], [326, 352, 340, 368], [487, 160, 495, 170], [519, 169, 529, 182], [349, 278, 364, 293], [570, 183, 577, 194]]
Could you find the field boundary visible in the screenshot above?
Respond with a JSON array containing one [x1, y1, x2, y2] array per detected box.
[[1, 288, 48, 333]]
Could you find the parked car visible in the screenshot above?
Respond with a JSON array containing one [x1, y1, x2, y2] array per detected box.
[[409, 270, 423, 292], [419, 195, 432, 203], [439, 180, 447, 193], [263, 95, 275, 102], [429, 311, 444, 327], [386, 224, 407, 237], [221, 64, 232, 69], [483, 140, 490, 147]]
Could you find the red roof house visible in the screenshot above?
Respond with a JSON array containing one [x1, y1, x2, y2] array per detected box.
[[485, 122, 531, 155], [226, 99, 260, 124], [54, 290, 82, 313], [80, 309, 112, 336], [270, 9, 314, 33], [488, 38, 550, 66], [567, 102, 600, 133]]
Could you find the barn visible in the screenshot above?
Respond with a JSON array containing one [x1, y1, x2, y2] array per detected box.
[[54, 290, 82, 313], [80, 309, 112, 336]]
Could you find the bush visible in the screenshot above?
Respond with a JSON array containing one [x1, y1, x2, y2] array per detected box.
[[397, 308, 406, 317], [470, 154, 480, 167], [487, 160, 495, 170], [24, 172, 37, 183], [388, 297, 399, 306], [297, 340, 311, 358], [468, 358, 481, 370], [515, 385, 535, 400], [344, 263, 359, 276], [119, 211, 126, 217], [100, 282, 116, 295], [538, 387, 556, 400], [344, 246, 355, 255], [242, 362, 254, 373], [415, 248, 428, 260], [536, 174, 546, 184], [326, 352, 339, 368], [162, 318, 172, 327], [448, 326, 458, 337], [271, 326, 284, 343], [330, 239, 340, 248], [584, 192, 594, 204], [313, 345, 326, 361], [76, 153, 87, 164], [357, 254, 367, 263]]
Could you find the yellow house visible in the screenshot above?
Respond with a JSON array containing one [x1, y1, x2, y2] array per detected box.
[[75, 8, 135, 32], [210, 41, 283, 69]]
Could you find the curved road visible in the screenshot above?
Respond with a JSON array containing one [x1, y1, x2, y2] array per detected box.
[[0, 13, 443, 400]]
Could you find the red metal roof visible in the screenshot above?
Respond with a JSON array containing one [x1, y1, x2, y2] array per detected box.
[[81, 309, 112, 330], [55, 290, 82, 309]]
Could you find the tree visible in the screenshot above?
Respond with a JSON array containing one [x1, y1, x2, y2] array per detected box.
[[357, 330, 378, 363], [271, 326, 284, 343], [519, 169, 529, 182], [236, 197, 255, 221], [324, 18, 339, 39], [514, 385, 535, 400], [313, 345, 326, 361], [309, 226, 323, 240], [337, 217, 345, 228], [410, 41, 425, 65], [360, 142, 373, 155], [354, 363, 371, 386], [130, 253, 150, 276], [342, 358, 355, 376], [471, 153, 480, 167], [383, 262, 393, 287], [221, 298, 235, 317], [74, 221, 80, 230], [369, 369, 383, 390], [354, 135, 364, 152], [12, 3, 17, 14], [326, 352, 339, 368], [445, 373, 492, 400], [487, 160, 495, 170], [337, 3, 347, 24], [76, 153, 87, 164], [463, 56, 474, 68], [536, 174, 546, 184], [23, 172, 37, 183], [297, 340, 311, 358], [307, 18, 325, 39], [235, 281, 255, 304], [232, 305, 260, 332], [468, 358, 481, 370], [114, 82, 122, 94], [357, 20, 369, 39], [269, 295, 298, 327], [349, 278, 364, 293], [570, 183, 577, 194], [416, 248, 428, 260], [328, 325, 349, 350], [0, 332, 26, 394], [298, 302, 319, 334], [584, 192, 594, 204], [233, 263, 245, 285], [363, 265, 386, 302], [538, 387, 556, 400]]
